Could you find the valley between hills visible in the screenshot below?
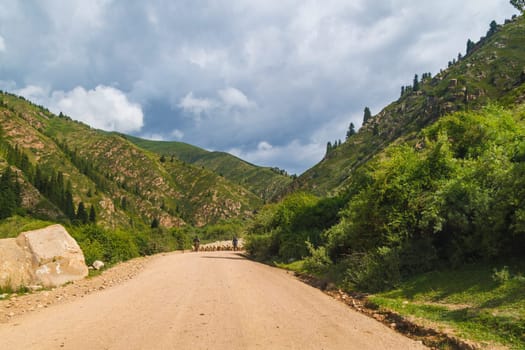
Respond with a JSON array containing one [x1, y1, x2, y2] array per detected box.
[[1, 9, 525, 350]]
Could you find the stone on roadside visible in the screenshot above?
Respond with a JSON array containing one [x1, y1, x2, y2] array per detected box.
[[92, 260, 105, 270]]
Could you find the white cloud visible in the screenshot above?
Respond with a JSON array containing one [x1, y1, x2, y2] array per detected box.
[[49, 85, 143, 133], [14, 85, 49, 102], [257, 141, 273, 151], [229, 139, 325, 175], [140, 133, 165, 141], [218, 87, 254, 109], [170, 129, 184, 140], [0, 35, 5, 52], [178, 92, 217, 115], [13, 84, 144, 133]]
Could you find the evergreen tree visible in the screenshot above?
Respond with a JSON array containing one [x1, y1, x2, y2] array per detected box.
[[160, 155, 166, 163], [510, 0, 525, 12], [413, 74, 420, 91], [401, 86, 405, 97], [0, 167, 18, 219], [346, 122, 356, 139], [466, 39, 475, 55], [326, 141, 333, 155], [89, 205, 96, 223], [363, 107, 372, 124], [151, 217, 160, 228], [487, 20, 498, 37], [76, 202, 88, 224], [64, 190, 75, 220]]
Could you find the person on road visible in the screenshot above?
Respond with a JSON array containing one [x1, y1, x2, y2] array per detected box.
[[193, 236, 200, 252], [232, 236, 239, 251]]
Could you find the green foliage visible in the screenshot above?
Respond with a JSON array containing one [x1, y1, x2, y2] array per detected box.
[[303, 241, 332, 275], [492, 266, 511, 284], [371, 263, 525, 348], [343, 247, 401, 292], [246, 193, 344, 261], [0, 167, 22, 219], [126, 135, 292, 202], [321, 106, 525, 291], [0, 216, 54, 239], [244, 234, 277, 261], [363, 107, 372, 124], [511, 0, 525, 12], [71, 225, 139, 265], [193, 219, 244, 242]]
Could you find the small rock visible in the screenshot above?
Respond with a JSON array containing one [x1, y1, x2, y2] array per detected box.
[[0, 293, 8, 299], [390, 323, 396, 329], [92, 260, 105, 270], [8, 312, 14, 317]]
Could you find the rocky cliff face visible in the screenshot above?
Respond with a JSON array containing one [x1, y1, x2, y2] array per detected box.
[[0, 225, 88, 289]]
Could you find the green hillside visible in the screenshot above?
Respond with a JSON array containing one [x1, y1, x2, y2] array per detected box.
[[0, 93, 262, 229], [286, 15, 525, 197], [245, 13, 525, 348], [127, 136, 292, 201]]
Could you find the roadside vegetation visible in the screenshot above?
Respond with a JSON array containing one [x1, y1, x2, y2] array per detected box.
[[245, 105, 525, 348]]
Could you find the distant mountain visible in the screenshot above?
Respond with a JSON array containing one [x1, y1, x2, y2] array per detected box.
[[0, 94, 262, 228], [126, 136, 292, 202], [284, 15, 525, 197]]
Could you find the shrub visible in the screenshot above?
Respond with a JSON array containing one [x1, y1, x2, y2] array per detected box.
[[344, 247, 401, 292], [492, 266, 511, 284], [244, 233, 277, 261], [303, 241, 332, 275]]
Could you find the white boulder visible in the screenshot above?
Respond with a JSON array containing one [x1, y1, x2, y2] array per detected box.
[[0, 224, 88, 289]]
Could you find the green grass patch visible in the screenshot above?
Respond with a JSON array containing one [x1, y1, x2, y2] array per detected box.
[[274, 259, 305, 273], [0, 216, 55, 239], [369, 264, 525, 349]]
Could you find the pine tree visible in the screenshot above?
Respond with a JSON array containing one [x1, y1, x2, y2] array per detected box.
[[363, 107, 372, 124], [76, 202, 88, 224], [0, 167, 18, 219], [346, 122, 356, 139], [487, 20, 498, 37], [466, 39, 475, 55], [151, 217, 160, 228], [64, 190, 75, 220], [326, 141, 332, 154], [413, 74, 420, 91], [510, 0, 525, 12], [89, 205, 96, 223]]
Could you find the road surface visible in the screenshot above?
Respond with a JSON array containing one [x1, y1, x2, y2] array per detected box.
[[0, 251, 426, 349]]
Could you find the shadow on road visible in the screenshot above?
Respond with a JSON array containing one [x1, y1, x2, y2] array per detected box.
[[200, 254, 246, 260]]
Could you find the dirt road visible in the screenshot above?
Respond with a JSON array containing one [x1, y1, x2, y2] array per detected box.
[[0, 251, 426, 349]]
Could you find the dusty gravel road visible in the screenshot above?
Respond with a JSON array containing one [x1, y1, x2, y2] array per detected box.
[[0, 251, 426, 349]]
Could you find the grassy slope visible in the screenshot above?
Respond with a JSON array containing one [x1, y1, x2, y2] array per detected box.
[[127, 136, 292, 201], [287, 16, 525, 197], [370, 264, 525, 349], [0, 93, 262, 228]]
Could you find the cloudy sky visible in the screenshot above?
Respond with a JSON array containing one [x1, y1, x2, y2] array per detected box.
[[0, 1, 518, 174]]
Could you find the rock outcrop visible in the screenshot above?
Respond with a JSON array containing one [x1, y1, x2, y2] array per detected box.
[[0, 224, 88, 290]]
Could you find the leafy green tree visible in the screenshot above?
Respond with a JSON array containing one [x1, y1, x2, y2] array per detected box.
[[510, 0, 525, 12]]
